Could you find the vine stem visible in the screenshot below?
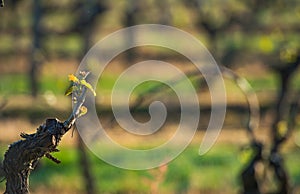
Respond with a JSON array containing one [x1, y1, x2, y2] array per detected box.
[[1, 73, 91, 194]]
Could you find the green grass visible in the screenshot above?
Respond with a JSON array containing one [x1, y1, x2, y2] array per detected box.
[[0, 72, 270, 95], [0, 143, 298, 193], [0, 74, 30, 95], [247, 75, 278, 92], [0, 72, 195, 96], [0, 74, 74, 96], [0, 140, 297, 193]]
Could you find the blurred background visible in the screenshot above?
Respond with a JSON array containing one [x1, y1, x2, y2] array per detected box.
[[0, 0, 300, 193]]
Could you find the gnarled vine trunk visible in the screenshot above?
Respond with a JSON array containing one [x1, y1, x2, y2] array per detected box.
[[2, 118, 70, 194]]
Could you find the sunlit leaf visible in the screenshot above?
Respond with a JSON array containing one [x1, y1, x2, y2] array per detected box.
[[258, 36, 274, 54], [79, 106, 88, 117], [280, 48, 297, 63], [239, 147, 256, 165], [68, 74, 79, 83], [80, 80, 96, 96], [277, 120, 288, 137]]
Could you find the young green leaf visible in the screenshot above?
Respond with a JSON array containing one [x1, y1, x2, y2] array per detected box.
[[80, 80, 96, 96], [65, 85, 76, 96]]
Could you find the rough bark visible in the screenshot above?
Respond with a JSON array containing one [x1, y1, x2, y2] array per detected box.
[[2, 118, 70, 194]]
